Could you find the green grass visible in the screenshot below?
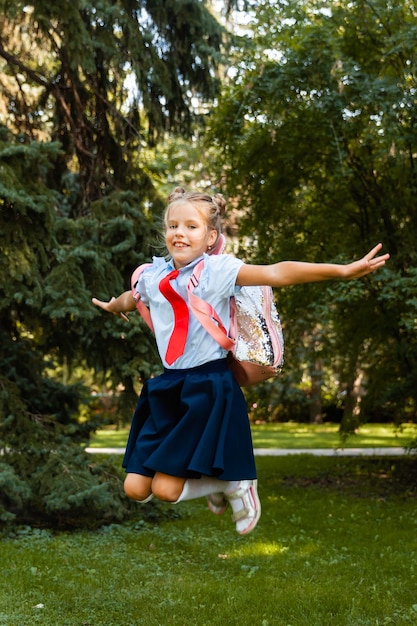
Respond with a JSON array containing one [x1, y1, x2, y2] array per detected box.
[[88, 422, 417, 450], [1, 455, 417, 625], [250, 422, 417, 449]]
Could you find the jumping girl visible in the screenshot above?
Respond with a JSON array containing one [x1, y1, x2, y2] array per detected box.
[[92, 187, 389, 535]]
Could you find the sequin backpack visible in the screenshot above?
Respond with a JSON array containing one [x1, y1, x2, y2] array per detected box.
[[187, 235, 284, 386], [131, 235, 284, 387]]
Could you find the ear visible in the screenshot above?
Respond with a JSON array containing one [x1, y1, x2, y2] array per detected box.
[[207, 229, 218, 249]]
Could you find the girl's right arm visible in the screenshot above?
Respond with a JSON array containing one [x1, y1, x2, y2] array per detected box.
[[92, 290, 136, 321]]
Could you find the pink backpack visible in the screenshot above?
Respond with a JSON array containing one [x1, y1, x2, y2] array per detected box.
[[131, 235, 284, 386]]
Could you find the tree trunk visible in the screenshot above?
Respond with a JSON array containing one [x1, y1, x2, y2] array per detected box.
[[309, 357, 323, 424]]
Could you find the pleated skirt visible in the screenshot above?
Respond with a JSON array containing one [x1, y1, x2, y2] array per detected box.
[[123, 358, 256, 481]]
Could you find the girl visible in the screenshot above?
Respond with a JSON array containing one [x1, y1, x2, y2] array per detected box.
[[92, 187, 389, 535]]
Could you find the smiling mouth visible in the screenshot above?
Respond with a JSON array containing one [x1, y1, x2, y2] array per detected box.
[[173, 242, 188, 248]]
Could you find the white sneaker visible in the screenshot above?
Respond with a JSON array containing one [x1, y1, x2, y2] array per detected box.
[[207, 492, 229, 515], [225, 480, 261, 535]]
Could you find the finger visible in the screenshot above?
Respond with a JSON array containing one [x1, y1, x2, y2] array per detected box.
[[120, 312, 129, 322], [364, 243, 383, 261], [369, 252, 390, 267], [92, 297, 112, 312]]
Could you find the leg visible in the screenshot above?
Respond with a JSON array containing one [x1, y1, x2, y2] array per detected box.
[[172, 475, 262, 535], [152, 474, 236, 503], [152, 473, 186, 502], [124, 473, 153, 503], [149, 473, 261, 535]]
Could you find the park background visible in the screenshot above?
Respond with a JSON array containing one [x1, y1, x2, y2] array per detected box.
[[1, 1, 416, 624]]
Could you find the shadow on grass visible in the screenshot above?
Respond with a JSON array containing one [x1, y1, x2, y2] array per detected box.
[[1, 455, 417, 626], [273, 454, 417, 499]]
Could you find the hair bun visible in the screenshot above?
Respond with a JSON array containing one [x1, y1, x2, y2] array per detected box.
[[168, 187, 186, 203], [212, 193, 227, 217]]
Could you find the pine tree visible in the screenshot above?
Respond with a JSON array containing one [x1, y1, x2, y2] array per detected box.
[[0, 0, 231, 528]]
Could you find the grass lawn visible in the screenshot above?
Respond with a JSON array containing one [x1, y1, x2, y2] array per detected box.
[[1, 455, 417, 626], [88, 422, 417, 450]]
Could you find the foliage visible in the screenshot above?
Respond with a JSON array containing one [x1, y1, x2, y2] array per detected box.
[[0, 0, 230, 527], [1, 0, 416, 529], [207, 0, 417, 426], [0, 0, 227, 210], [1, 455, 417, 625]]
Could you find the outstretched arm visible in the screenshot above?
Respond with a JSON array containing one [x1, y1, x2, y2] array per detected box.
[[236, 243, 390, 287], [92, 290, 136, 321]]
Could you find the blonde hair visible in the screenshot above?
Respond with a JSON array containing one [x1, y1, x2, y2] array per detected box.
[[164, 187, 226, 243]]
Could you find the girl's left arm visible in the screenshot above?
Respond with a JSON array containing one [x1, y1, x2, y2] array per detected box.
[[236, 243, 390, 287]]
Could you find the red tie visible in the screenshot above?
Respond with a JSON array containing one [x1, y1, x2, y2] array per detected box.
[[159, 269, 189, 365]]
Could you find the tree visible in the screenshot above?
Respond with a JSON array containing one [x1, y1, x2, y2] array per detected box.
[[0, 0, 227, 207], [207, 0, 417, 427], [0, 0, 231, 527]]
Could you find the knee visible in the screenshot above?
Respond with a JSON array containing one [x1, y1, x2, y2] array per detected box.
[[124, 474, 152, 502], [152, 474, 184, 502]]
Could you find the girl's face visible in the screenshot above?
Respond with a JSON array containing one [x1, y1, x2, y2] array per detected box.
[[165, 200, 217, 269]]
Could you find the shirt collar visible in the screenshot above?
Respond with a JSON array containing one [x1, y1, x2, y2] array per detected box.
[[166, 254, 206, 273]]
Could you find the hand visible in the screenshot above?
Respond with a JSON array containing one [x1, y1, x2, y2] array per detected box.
[[92, 297, 130, 322], [344, 243, 390, 279]]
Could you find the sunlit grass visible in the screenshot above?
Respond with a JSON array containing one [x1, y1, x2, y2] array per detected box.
[[2, 455, 416, 625], [250, 421, 417, 449], [88, 422, 417, 450]]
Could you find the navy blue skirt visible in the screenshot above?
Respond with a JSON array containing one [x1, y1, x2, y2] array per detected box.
[[123, 359, 256, 481]]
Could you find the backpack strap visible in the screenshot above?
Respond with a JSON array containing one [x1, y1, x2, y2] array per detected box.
[[131, 263, 154, 332], [188, 260, 235, 352], [208, 233, 227, 255]]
